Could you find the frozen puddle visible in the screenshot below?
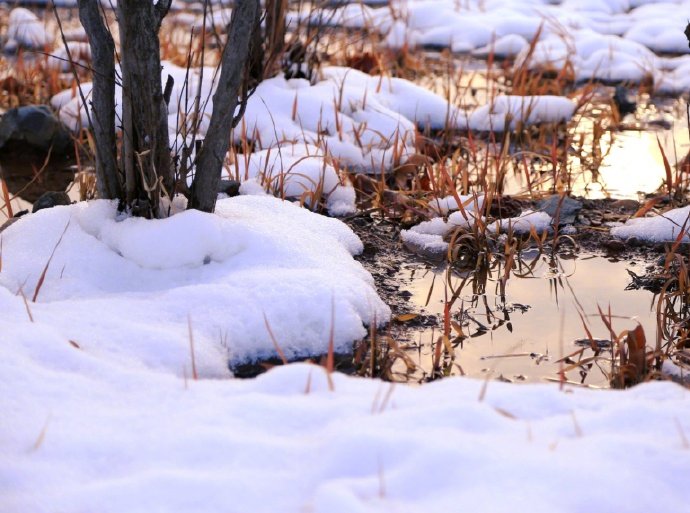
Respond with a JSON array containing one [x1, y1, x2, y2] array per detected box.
[[392, 253, 657, 386]]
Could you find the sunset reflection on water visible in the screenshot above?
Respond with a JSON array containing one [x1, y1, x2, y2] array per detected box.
[[395, 254, 657, 387]]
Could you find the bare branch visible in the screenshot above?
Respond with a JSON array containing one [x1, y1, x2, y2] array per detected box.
[[190, 0, 261, 212], [154, 0, 172, 30], [77, 0, 122, 200]]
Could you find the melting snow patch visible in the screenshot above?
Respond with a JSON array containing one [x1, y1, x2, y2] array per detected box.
[[401, 197, 484, 257], [318, 0, 690, 92], [611, 205, 690, 242], [489, 210, 553, 235]]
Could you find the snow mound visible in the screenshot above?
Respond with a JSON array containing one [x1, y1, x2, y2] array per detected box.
[[611, 205, 690, 242], [401, 196, 484, 256], [0, 197, 390, 371], [227, 144, 356, 216], [1, 359, 688, 512], [489, 210, 553, 234], [6, 7, 52, 50], [317, 0, 690, 92]]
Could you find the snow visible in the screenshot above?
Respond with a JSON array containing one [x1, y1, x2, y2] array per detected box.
[[1, 193, 689, 510], [2, 355, 689, 512], [225, 144, 357, 216], [0, 197, 390, 368], [315, 0, 690, 92], [5, 7, 52, 50], [401, 200, 553, 255], [400, 196, 484, 255], [489, 209, 554, 234], [465, 95, 576, 132], [611, 205, 690, 242], [2, 3, 690, 510], [49, 58, 576, 219]]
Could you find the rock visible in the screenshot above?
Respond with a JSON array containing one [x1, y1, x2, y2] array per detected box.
[[488, 195, 522, 219], [0, 106, 72, 154], [0, 209, 29, 233], [218, 179, 241, 197], [32, 191, 71, 213], [537, 195, 582, 225], [610, 199, 639, 212], [625, 236, 642, 247], [613, 85, 636, 116], [603, 238, 626, 252], [0, 217, 19, 233]]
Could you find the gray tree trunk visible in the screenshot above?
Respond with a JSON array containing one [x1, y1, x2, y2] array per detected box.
[[190, 0, 260, 213], [117, 0, 172, 217], [264, 0, 287, 78], [77, 0, 122, 200]]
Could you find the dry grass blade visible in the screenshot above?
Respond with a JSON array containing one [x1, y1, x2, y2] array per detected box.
[[377, 383, 396, 414], [326, 295, 335, 391], [676, 417, 689, 449], [1, 174, 13, 219], [304, 368, 313, 395], [187, 314, 198, 380], [263, 312, 288, 365], [571, 411, 583, 437], [30, 414, 52, 452], [478, 370, 493, 402], [18, 286, 34, 323], [633, 197, 662, 218], [33, 220, 71, 303], [657, 136, 674, 198]]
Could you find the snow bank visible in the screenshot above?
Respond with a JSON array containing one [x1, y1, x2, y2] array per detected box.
[[401, 199, 553, 255], [53, 61, 577, 207], [226, 144, 356, 216], [400, 195, 484, 255], [489, 209, 553, 234], [611, 205, 690, 242], [6, 7, 52, 50], [316, 0, 690, 92], [0, 197, 389, 369], [466, 95, 576, 132], [1, 357, 689, 512]]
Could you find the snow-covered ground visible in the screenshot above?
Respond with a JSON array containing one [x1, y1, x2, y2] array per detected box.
[[0, 197, 389, 368], [2, 2, 690, 511], [310, 0, 690, 92], [2, 353, 689, 512]]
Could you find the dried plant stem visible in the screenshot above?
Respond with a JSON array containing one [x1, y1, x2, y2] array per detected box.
[[32, 220, 71, 303], [187, 314, 198, 380]]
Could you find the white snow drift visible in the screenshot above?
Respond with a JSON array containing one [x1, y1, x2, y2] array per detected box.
[[0, 196, 390, 369]]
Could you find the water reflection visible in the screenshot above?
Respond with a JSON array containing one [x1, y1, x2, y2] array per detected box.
[[393, 252, 657, 387]]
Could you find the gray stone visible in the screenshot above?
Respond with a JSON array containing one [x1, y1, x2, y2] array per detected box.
[[32, 191, 71, 213], [0, 105, 71, 154], [537, 195, 583, 225], [218, 179, 241, 197]]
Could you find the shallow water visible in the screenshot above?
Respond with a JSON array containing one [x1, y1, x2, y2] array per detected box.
[[421, 55, 689, 201], [391, 252, 657, 387]]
